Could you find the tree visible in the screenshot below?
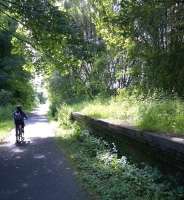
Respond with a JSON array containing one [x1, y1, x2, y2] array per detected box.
[[0, 13, 34, 107], [117, 0, 184, 95]]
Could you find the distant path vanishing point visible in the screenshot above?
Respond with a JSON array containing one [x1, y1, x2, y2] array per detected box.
[[0, 105, 89, 200]]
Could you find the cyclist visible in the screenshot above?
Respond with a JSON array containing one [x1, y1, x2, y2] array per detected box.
[[13, 105, 28, 143]]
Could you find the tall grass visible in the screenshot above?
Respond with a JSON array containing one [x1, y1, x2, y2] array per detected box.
[[80, 97, 140, 123], [0, 105, 14, 140], [138, 99, 184, 134], [57, 93, 184, 136]]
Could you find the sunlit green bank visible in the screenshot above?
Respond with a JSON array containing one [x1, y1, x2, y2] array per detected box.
[[0, 120, 13, 141], [57, 92, 184, 137], [0, 106, 14, 140]]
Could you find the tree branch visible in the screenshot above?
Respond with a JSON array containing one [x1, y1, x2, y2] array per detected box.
[[0, 25, 63, 68], [0, 7, 28, 30]]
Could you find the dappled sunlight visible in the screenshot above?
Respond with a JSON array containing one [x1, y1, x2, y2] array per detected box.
[[0, 0, 183, 199], [25, 121, 55, 139], [0, 136, 78, 199], [170, 137, 184, 143], [0, 133, 88, 200], [0, 104, 58, 170], [33, 154, 46, 159], [12, 148, 25, 154], [3, 104, 56, 147]]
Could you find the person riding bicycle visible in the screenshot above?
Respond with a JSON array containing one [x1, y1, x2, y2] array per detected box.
[[13, 106, 28, 143]]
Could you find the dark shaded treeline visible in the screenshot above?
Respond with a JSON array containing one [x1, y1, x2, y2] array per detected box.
[[0, 13, 34, 108]]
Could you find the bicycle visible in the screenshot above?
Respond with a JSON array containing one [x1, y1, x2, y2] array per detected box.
[[16, 124, 25, 143]]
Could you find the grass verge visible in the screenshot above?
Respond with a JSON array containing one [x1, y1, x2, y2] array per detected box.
[[57, 94, 184, 136], [56, 124, 184, 200], [0, 120, 13, 141], [0, 105, 14, 141]]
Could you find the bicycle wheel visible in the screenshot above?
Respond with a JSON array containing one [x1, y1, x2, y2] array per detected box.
[[17, 124, 22, 143]]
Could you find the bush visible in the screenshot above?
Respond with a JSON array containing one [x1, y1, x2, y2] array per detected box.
[[0, 104, 14, 122], [138, 99, 184, 134], [57, 125, 184, 200], [0, 89, 13, 106], [48, 103, 58, 119], [57, 104, 73, 128], [0, 104, 14, 139]]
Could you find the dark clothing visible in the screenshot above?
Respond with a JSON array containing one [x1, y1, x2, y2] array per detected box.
[[15, 121, 25, 137], [15, 121, 25, 129], [13, 110, 27, 139], [13, 111, 27, 124]]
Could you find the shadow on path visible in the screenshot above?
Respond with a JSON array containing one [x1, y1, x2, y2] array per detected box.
[[0, 106, 89, 200]]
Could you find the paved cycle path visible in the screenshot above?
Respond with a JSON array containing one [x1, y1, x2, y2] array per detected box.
[[0, 105, 90, 200]]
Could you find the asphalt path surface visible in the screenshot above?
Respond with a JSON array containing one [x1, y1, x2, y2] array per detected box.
[[0, 105, 89, 200]]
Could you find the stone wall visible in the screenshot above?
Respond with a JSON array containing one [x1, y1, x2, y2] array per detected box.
[[71, 112, 184, 172]]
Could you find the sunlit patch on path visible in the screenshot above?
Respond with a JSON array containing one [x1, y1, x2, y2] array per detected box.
[[0, 105, 89, 200]]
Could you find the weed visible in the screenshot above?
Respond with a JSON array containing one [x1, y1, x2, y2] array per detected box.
[[57, 95, 184, 135], [57, 125, 184, 200]]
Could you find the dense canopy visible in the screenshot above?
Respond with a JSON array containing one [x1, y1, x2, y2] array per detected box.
[[0, 0, 184, 109]]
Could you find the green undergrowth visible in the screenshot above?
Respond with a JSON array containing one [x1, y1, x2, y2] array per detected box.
[[57, 92, 184, 136], [0, 105, 14, 141], [57, 124, 184, 200], [0, 120, 13, 141]]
